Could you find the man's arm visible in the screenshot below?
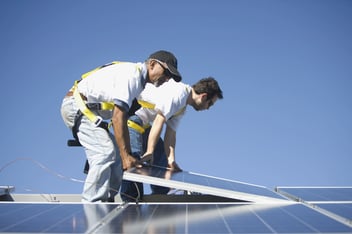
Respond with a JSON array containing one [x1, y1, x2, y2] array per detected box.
[[164, 125, 182, 171], [144, 113, 166, 156], [111, 105, 140, 170]]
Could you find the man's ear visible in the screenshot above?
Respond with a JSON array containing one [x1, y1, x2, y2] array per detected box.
[[149, 59, 157, 69], [200, 93, 208, 101]]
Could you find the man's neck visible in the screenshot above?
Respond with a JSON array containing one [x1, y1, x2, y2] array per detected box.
[[186, 88, 195, 106]]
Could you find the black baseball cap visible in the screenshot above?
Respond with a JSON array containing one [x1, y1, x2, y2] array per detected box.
[[148, 50, 182, 82]]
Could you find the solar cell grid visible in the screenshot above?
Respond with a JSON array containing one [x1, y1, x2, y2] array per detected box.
[[2, 174, 351, 233], [1, 186, 352, 233], [315, 203, 352, 221], [276, 186, 352, 228], [0, 203, 118, 233], [96, 203, 352, 233]]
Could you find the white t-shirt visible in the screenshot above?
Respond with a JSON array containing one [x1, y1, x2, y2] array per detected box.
[[77, 62, 147, 119], [136, 79, 191, 131]]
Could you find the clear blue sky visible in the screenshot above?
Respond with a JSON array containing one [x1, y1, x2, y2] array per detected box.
[[0, 0, 351, 195]]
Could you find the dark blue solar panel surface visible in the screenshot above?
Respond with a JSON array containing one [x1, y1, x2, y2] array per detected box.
[[276, 187, 352, 201], [102, 203, 352, 233], [315, 203, 352, 221], [276, 187, 352, 225], [125, 166, 286, 201], [2, 203, 351, 233], [2, 185, 352, 233], [0, 203, 117, 233]]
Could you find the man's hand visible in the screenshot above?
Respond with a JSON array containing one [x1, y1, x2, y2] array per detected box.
[[168, 161, 182, 172], [122, 154, 142, 171], [140, 153, 153, 164], [111, 105, 142, 171]]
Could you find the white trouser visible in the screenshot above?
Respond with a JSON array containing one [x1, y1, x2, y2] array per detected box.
[[61, 96, 122, 202]]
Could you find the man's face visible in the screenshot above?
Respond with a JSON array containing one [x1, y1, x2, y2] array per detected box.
[[148, 60, 172, 87]]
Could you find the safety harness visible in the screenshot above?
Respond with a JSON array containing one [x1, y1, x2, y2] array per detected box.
[[72, 62, 120, 126], [69, 62, 123, 146], [127, 85, 190, 134], [127, 100, 154, 134], [67, 62, 187, 175], [127, 101, 186, 134], [69, 61, 186, 139]]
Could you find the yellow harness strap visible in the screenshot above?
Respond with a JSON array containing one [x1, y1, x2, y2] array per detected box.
[[138, 100, 186, 118], [127, 120, 147, 134], [73, 81, 102, 126], [99, 102, 115, 110], [137, 85, 189, 118], [73, 82, 115, 126], [128, 100, 185, 134], [81, 61, 120, 79], [173, 106, 186, 117], [127, 86, 190, 134], [137, 100, 155, 109], [72, 62, 121, 126]]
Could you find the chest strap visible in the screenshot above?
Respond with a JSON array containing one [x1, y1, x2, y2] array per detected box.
[[129, 100, 186, 134], [137, 100, 186, 118], [127, 120, 149, 134], [136, 85, 190, 118]]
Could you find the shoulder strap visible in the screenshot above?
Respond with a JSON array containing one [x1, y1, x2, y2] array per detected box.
[[137, 99, 186, 119], [70, 61, 122, 126], [81, 61, 120, 79], [137, 100, 155, 109], [73, 80, 104, 126]]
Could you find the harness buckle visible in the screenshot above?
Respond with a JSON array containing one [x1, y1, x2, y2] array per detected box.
[[87, 103, 102, 110], [94, 116, 103, 127]]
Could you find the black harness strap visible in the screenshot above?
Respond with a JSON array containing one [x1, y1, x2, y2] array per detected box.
[[68, 98, 141, 174], [68, 110, 110, 174]]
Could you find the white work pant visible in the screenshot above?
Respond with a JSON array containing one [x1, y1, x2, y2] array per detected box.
[[61, 96, 122, 202]]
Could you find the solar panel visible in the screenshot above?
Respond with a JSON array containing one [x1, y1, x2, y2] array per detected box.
[[101, 203, 352, 233], [276, 187, 352, 202], [124, 165, 287, 203], [276, 186, 352, 227], [0, 203, 123, 233], [2, 170, 351, 233], [316, 203, 352, 221], [1, 202, 351, 233]]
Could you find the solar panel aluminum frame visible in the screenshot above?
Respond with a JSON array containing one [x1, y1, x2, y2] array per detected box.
[[124, 168, 289, 203], [276, 186, 352, 202], [0, 186, 14, 196], [276, 186, 352, 228]]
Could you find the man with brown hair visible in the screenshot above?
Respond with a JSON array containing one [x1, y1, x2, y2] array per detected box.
[[121, 77, 223, 201]]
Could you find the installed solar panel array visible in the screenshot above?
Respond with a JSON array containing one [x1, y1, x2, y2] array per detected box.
[[1, 202, 352, 233], [276, 186, 352, 228], [1, 167, 351, 233]]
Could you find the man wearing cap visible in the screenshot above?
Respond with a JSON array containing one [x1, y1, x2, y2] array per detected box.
[[61, 50, 182, 202]]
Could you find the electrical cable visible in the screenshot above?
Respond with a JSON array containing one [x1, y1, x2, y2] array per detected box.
[[0, 157, 141, 203], [0, 157, 85, 183]]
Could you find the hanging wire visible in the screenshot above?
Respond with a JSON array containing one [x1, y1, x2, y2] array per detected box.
[[0, 157, 142, 203], [0, 157, 85, 183]]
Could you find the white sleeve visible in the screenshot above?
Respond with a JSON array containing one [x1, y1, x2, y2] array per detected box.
[[165, 108, 186, 131]]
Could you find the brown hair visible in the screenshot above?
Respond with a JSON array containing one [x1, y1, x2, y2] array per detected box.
[[192, 77, 223, 100]]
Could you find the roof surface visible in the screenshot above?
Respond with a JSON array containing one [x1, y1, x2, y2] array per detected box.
[[1, 166, 351, 233]]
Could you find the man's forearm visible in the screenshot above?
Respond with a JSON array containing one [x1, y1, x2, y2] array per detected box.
[[164, 126, 176, 161], [145, 114, 165, 154], [112, 106, 131, 160]]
